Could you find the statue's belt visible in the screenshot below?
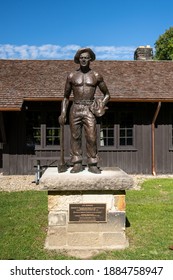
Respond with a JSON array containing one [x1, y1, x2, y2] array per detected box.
[[74, 100, 94, 105], [73, 99, 106, 117]]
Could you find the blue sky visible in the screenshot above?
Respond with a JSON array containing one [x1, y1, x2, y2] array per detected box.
[[0, 0, 173, 60]]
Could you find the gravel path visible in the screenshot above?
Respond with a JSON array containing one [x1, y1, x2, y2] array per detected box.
[[1, 173, 173, 192], [0, 174, 43, 192]]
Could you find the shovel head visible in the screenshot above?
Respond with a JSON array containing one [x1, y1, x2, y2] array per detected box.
[[58, 162, 68, 173]]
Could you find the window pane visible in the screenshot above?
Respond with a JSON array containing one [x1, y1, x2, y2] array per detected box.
[[45, 112, 60, 146], [120, 138, 125, 146], [46, 127, 60, 145], [26, 112, 41, 149], [127, 129, 133, 137], [33, 127, 41, 145], [100, 112, 115, 147], [119, 112, 134, 146], [127, 138, 133, 145], [120, 129, 125, 137], [100, 137, 107, 147], [108, 138, 114, 146], [108, 129, 114, 137]]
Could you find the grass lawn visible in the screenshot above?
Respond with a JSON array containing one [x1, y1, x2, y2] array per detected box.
[[0, 178, 173, 260]]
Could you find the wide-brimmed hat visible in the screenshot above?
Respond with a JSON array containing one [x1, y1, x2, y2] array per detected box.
[[74, 48, 96, 64]]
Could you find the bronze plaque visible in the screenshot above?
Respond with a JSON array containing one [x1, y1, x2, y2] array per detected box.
[[69, 203, 107, 223]]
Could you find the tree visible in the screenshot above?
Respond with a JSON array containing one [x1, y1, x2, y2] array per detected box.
[[154, 27, 173, 60]]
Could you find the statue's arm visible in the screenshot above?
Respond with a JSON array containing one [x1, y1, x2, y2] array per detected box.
[[59, 74, 72, 124], [96, 73, 110, 106]]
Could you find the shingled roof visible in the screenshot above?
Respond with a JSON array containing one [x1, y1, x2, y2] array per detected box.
[[0, 59, 173, 110]]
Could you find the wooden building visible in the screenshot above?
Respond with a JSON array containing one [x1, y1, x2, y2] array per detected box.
[[1, 49, 173, 175]]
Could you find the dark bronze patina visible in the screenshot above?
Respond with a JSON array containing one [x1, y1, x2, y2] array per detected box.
[[59, 48, 110, 174]]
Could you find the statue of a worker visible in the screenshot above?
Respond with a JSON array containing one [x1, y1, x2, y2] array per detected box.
[[59, 48, 110, 174]]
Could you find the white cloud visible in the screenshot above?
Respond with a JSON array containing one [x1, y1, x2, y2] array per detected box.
[[91, 46, 136, 60], [0, 44, 136, 60]]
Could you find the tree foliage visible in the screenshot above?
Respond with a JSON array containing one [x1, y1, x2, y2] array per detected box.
[[154, 27, 173, 60]]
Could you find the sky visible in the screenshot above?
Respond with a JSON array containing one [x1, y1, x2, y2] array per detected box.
[[0, 0, 173, 60]]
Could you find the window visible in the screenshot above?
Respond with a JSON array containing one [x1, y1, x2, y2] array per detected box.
[[26, 112, 41, 149], [119, 112, 133, 146], [26, 111, 60, 150], [100, 113, 115, 147], [45, 112, 60, 146], [33, 126, 41, 145], [99, 111, 134, 149], [46, 127, 60, 146]]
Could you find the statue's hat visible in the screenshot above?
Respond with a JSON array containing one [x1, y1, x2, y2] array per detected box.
[[74, 48, 96, 64]]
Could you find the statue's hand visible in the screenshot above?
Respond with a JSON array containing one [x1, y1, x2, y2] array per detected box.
[[58, 114, 66, 125]]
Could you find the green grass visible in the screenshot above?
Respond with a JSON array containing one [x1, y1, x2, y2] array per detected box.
[[0, 178, 173, 260], [0, 191, 72, 260]]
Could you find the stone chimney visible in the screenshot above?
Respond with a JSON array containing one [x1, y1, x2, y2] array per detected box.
[[134, 45, 153, 60]]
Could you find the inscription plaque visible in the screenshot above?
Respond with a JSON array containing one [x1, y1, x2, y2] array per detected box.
[[69, 203, 107, 223]]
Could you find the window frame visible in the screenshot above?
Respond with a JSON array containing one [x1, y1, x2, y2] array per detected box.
[[25, 111, 61, 151], [98, 110, 137, 151], [34, 124, 61, 151]]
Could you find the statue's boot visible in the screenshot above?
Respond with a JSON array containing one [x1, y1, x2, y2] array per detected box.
[[88, 164, 101, 174], [70, 163, 83, 173]]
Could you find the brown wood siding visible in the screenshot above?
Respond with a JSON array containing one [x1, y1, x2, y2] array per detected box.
[[98, 150, 138, 173], [155, 103, 173, 174], [2, 102, 173, 175]]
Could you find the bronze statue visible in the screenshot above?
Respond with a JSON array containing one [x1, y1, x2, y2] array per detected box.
[[59, 48, 110, 174]]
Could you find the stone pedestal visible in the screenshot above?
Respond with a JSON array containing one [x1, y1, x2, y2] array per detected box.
[[40, 167, 134, 259]]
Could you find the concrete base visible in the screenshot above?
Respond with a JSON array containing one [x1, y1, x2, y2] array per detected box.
[[40, 167, 134, 259], [41, 167, 134, 191]]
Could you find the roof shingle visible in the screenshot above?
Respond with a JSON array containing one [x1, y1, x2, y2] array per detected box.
[[0, 59, 173, 110]]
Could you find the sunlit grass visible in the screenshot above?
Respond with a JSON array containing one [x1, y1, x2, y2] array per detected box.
[[0, 178, 173, 259]]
